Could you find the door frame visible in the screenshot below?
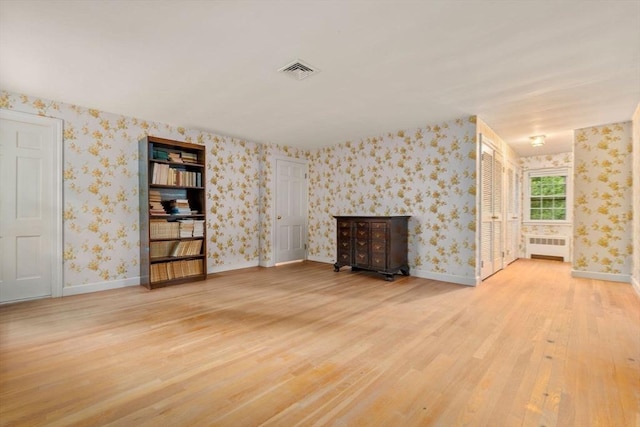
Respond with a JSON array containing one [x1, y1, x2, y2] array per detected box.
[[0, 109, 63, 298], [272, 156, 308, 266], [505, 159, 521, 264]]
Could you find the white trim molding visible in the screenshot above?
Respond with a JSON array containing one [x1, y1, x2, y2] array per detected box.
[[630, 276, 640, 297], [208, 261, 260, 274], [307, 255, 334, 264], [62, 276, 140, 296], [571, 270, 631, 284], [412, 268, 478, 287]]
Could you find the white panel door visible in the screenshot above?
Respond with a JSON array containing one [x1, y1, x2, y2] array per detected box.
[[0, 111, 61, 302], [480, 141, 504, 280], [275, 159, 308, 264]]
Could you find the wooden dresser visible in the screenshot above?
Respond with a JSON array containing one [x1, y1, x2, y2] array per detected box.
[[333, 216, 410, 281]]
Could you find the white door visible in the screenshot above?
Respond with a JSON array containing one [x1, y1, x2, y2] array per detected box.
[[480, 140, 504, 280], [0, 110, 62, 302], [505, 161, 520, 265], [275, 159, 308, 264]]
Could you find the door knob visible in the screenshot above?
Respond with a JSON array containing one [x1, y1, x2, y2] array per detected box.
[[277, 215, 282, 220]]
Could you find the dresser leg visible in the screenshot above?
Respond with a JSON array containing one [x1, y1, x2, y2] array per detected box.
[[384, 274, 395, 282], [400, 266, 410, 276], [334, 263, 341, 272]]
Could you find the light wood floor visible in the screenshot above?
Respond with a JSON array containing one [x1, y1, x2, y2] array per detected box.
[[1, 260, 638, 426]]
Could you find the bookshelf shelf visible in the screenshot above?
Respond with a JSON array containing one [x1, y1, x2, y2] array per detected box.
[[139, 136, 207, 289]]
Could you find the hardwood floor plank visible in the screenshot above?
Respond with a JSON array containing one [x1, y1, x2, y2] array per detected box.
[[1, 260, 638, 426]]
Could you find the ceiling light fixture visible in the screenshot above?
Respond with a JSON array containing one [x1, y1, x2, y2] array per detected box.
[[530, 135, 546, 147]]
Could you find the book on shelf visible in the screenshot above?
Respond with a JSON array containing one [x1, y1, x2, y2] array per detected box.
[[152, 148, 170, 161], [151, 163, 202, 187], [150, 240, 175, 258], [168, 240, 203, 257], [193, 220, 205, 237], [169, 199, 192, 215], [149, 189, 167, 215], [178, 218, 194, 237], [153, 148, 199, 164], [168, 152, 183, 163], [150, 220, 180, 239], [150, 259, 204, 282], [181, 152, 198, 164]]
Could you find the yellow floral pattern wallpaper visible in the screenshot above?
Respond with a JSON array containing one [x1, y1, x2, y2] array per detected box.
[[633, 105, 640, 290], [307, 117, 479, 283], [574, 121, 633, 277], [1, 90, 264, 287]]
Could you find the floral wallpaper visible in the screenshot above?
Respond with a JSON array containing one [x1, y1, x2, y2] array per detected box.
[[520, 152, 574, 259], [631, 105, 639, 290], [308, 117, 479, 283], [206, 135, 261, 271], [21, 88, 629, 289], [574, 121, 633, 277], [0, 90, 264, 288]]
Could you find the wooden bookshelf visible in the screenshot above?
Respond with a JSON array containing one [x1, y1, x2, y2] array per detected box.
[[139, 136, 207, 289]]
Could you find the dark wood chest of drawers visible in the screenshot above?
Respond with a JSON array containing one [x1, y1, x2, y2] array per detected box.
[[333, 216, 410, 281]]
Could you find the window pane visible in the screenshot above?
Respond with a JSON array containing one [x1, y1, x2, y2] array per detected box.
[[528, 173, 569, 222], [531, 178, 541, 196], [541, 209, 554, 220]]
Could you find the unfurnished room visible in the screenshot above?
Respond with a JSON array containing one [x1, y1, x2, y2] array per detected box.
[[0, 1, 639, 426]]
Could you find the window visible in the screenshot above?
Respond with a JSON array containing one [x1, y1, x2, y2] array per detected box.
[[525, 169, 571, 223]]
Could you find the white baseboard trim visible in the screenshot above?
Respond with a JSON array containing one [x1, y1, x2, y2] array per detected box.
[[62, 276, 140, 296], [631, 275, 640, 297], [571, 270, 631, 283], [307, 255, 334, 264], [208, 261, 260, 274], [412, 268, 478, 286]]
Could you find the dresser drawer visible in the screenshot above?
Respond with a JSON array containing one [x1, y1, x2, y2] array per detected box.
[[355, 239, 368, 250], [338, 239, 351, 250], [338, 228, 351, 239], [354, 250, 369, 265], [371, 229, 387, 240], [337, 251, 351, 264], [371, 241, 386, 253], [355, 228, 369, 238], [371, 254, 386, 269]]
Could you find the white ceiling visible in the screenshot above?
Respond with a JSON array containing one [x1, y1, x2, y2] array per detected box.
[[1, 1, 638, 157]]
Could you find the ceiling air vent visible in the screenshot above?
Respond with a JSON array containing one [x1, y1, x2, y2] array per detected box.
[[278, 59, 318, 80]]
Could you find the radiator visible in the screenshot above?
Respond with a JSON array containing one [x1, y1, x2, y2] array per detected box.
[[525, 235, 570, 261]]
